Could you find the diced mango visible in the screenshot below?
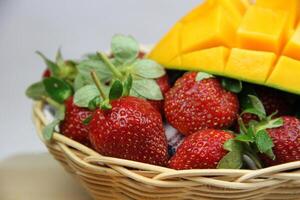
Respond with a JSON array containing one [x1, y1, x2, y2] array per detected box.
[[256, 0, 299, 29], [168, 56, 182, 68], [177, 47, 229, 74], [148, 23, 182, 66], [224, 48, 276, 84], [237, 6, 289, 53], [241, 0, 251, 9], [181, 6, 237, 53], [267, 56, 300, 95], [283, 24, 300, 60]]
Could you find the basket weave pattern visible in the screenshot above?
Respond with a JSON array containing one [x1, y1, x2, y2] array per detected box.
[[33, 102, 300, 200]]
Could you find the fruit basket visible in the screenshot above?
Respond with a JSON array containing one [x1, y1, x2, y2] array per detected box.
[[28, 0, 300, 199], [33, 101, 300, 200]]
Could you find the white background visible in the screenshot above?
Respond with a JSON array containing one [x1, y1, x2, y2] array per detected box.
[[0, 0, 201, 160]]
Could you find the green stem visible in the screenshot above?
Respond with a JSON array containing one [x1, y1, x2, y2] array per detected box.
[[237, 116, 248, 134], [244, 145, 263, 169], [42, 96, 61, 109], [97, 52, 123, 79], [91, 71, 108, 100]]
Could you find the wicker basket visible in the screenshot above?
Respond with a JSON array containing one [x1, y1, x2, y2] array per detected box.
[[33, 101, 300, 200]]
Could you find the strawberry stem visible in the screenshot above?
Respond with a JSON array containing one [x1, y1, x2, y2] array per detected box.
[[97, 52, 123, 79], [91, 71, 107, 100], [42, 96, 61, 109]]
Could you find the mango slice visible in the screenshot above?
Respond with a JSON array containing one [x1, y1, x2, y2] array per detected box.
[[180, 47, 229, 74], [267, 57, 300, 95], [147, 23, 182, 66], [148, 0, 300, 94], [283, 24, 300, 60], [224, 48, 276, 84], [181, 5, 237, 53], [237, 6, 289, 53], [256, 0, 299, 32]]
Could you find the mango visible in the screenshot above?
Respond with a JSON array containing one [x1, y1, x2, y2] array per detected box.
[[283, 24, 300, 60], [224, 48, 276, 84], [180, 47, 229, 75], [267, 57, 300, 95], [237, 6, 289, 53], [181, 5, 237, 53], [147, 23, 182, 66], [148, 0, 300, 94]]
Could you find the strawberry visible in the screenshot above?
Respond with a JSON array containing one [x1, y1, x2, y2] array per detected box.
[[261, 116, 300, 166], [148, 74, 170, 114], [89, 96, 168, 166], [164, 72, 239, 135], [59, 97, 92, 146], [169, 129, 234, 169], [42, 69, 51, 78]]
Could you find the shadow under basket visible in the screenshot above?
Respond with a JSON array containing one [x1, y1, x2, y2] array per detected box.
[[33, 101, 300, 200]]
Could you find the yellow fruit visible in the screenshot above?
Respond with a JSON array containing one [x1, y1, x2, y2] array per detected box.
[[237, 6, 289, 53], [267, 57, 300, 94], [224, 48, 276, 84], [148, 0, 300, 94], [181, 46, 229, 75]]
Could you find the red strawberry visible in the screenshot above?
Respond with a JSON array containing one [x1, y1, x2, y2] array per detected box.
[[164, 72, 239, 135], [59, 97, 92, 146], [240, 87, 292, 125], [42, 69, 51, 78], [89, 96, 168, 166], [261, 116, 300, 166], [169, 129, 234, 169], [148, 74, 170, 114]]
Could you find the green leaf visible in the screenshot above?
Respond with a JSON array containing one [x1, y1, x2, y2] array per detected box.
[[195, 72, 214, 82], [221, 78, 243, 93], [82, 115, 93, 125], [73, 74, 87, 91], [241, 108, 266, 120], [223, 139, 243, 152], [88, 96, 101, 110], [55, 105, 66, 120], [248, 95, 266, 118], [100, 99, 112, 110], [111, 34, 139, 64], [217, 151, 243, 169], [25, 81, 47, 100], [74, 85, 100, 107], [131, 59, 165, 79], [265, 148, 276, 160], [235, 134, 255, 142], [36, 51, 60, 77], [55, 48, 64, 68], [256, 117, 284, 132], [132, 79, 163, 100], [109, 80, 123, 100], [255, 130, 274, 154], [43, 119, 60, 141], [77, 59, 112, 84], [123, 74, 133, 96], [43, 77, 73, 103]]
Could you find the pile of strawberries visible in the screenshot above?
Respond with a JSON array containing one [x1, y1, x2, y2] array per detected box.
[[27, 35, 300, 170]]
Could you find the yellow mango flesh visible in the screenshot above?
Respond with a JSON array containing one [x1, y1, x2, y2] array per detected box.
[[256, 0, 299, 30], [148, 0, 300, 95], [224, 48, 276, 84], [237, 6, 288, 53], [181, 6, 237, 53], [180, 47, 229, 75], [283, 24, 300, 60], [267, 57, 300, 95]]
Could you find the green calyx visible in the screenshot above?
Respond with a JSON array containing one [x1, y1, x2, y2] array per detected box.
[[36, 49, 77, 81]]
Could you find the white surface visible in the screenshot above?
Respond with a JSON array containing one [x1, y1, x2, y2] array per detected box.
[[0, 0, 201, 160]]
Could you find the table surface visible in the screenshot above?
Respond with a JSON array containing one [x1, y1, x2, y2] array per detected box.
[[0, 153, 92, 200]]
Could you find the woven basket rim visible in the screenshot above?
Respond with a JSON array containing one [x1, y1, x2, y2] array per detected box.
[[33, 100, 300, 190]]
